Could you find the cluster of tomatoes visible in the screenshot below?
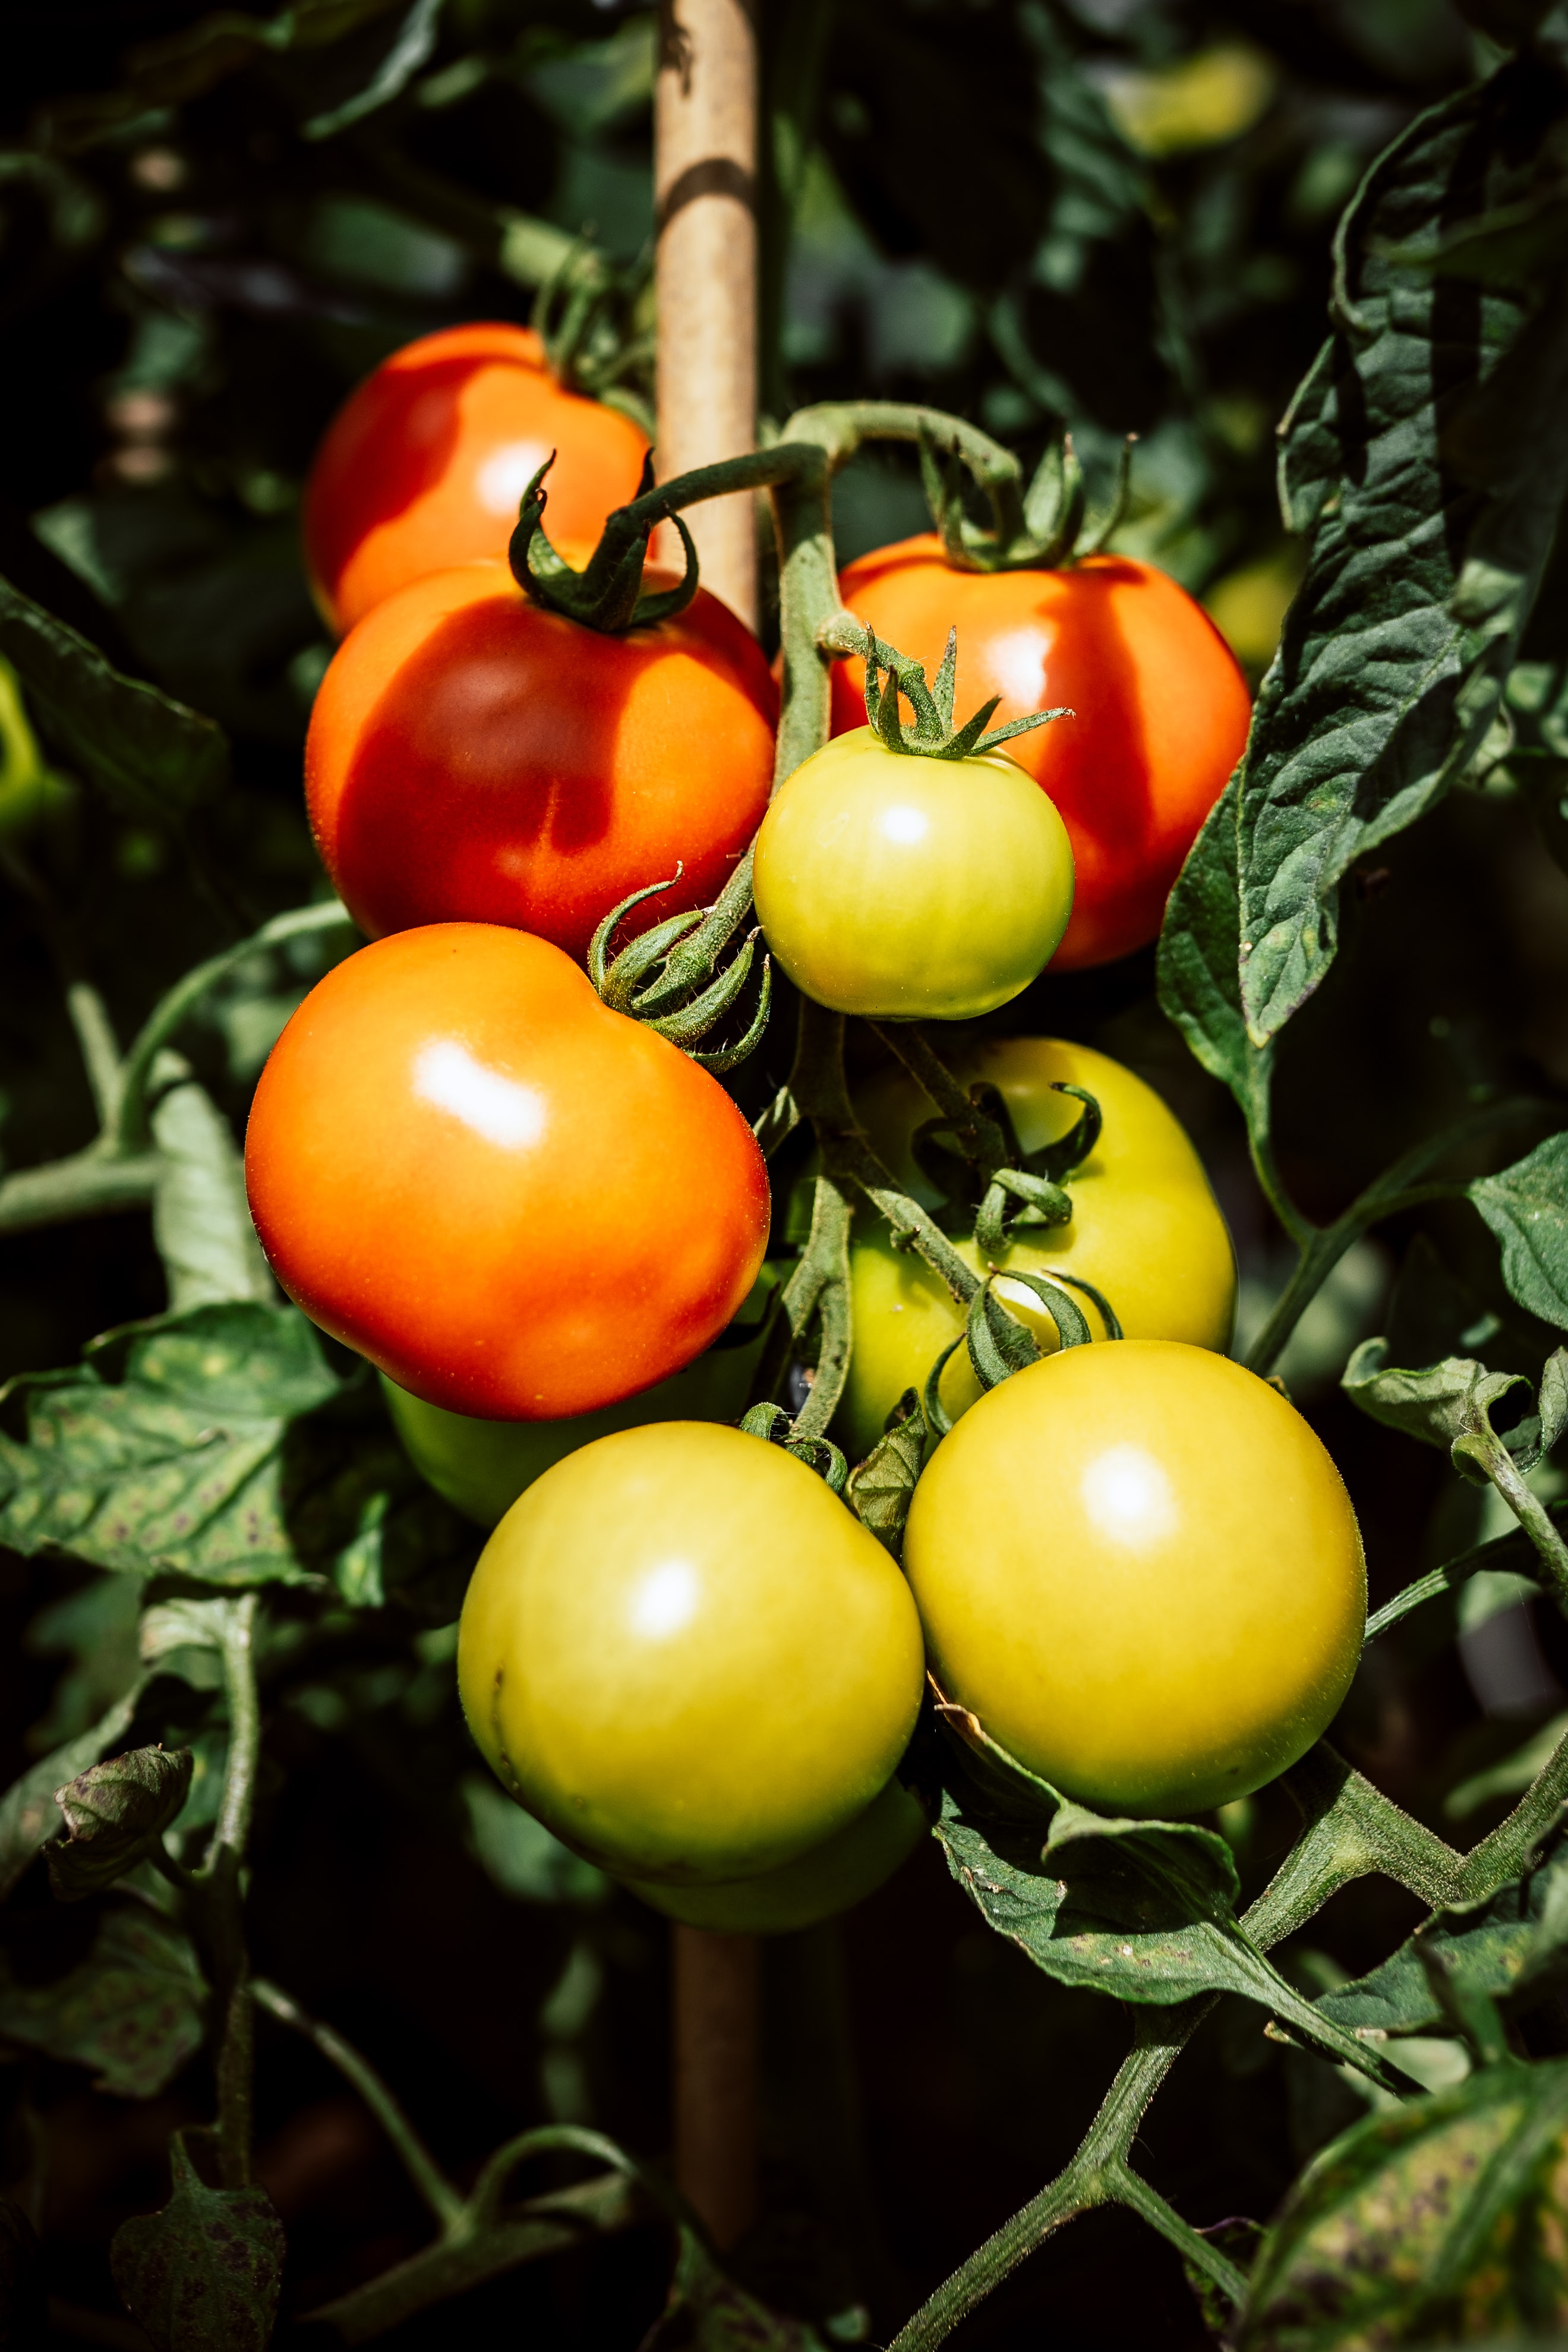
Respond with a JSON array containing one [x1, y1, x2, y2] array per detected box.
[[244, 323, 1367, 1934]]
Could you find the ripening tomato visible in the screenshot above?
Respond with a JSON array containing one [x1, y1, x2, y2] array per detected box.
[[381, 1268, 778, 1524], [244, 924, 769, 1420], [304, 323, 649, 635], [623, 1774, 927, 1933], [838, 1036, 1236, 1458], [458, 1423, 925, 1881], [904, 1342, 1365, 1815], [305, 559, 777, 961], [752, 727, 1074, 1019], [829, 544, 1252, 970]]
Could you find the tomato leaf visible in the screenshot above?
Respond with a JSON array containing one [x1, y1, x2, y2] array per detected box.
[[1315, 1828, 1568, 2042], [150, 1078, 275, 1315], [0, 1904, 204, 2098], [1156, 774, 1277, 1149], [1232, 59, 1568, 1048], [1234, 2056, 1568, 2350], [0, 1681, 152, 1902], [111, 2127, 284, 2352], [46, 1745, 194, 1903], [1470, 1132, 1568, 1329], [1342, 1341, 1534, 1461], [932, 1744, 1411, 2088], [845, 1394, 926, 1557], [0, 575, 228, 821]]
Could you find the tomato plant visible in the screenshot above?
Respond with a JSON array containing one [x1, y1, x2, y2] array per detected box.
[[829, 544, 1251, 970], [303, 322, 650, 635], [837, 1035, 1236, 1457], [456, 1422, 925, 1881], [305, 554, 776, 961], [904, 1341, 1366, 1815], [245, 923, 770, 1419], [752, 720, 1074, 1019]]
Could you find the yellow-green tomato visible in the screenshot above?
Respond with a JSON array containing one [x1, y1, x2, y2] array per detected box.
[[457, 1422, 925, 1883], [752, 726, 1074, 1019], [839, 1037, 1236, 1459], [383, 1284, 774, 1525], [623, 1774, 927, 1934], [903, 1341, 1366, 1817]]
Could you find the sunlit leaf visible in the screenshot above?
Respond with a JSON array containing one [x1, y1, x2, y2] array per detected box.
[[1472, 1134, 1568, 1331]]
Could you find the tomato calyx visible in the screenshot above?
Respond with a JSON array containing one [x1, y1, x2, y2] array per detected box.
[[739, 1401, 849, 1495], [531, 241, 654, 433], [588, 869, 773, 1074], [918, 425, 1137, 575], [821, 615, 1071, 762], [922, 1266, 1121, 1439], [509, 452, 701, 633]]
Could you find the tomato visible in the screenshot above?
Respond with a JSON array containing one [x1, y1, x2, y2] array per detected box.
[[303, 322, 649, 636], [457, 1422, 925, 1881], [381, 1269, 778, 1524], [829, 543, 1252, 970], [838, 1037, 1236, 1459], [904, 1341, 1365, 1816], [244, 924, 769, 1420], [622, 1774, 926, 1933], [305, 558, 777, 961], [752, 727, 1074, 1019]]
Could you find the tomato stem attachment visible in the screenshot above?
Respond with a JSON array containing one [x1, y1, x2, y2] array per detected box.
[[739, 1401, 848, 1494], [919, 425, 1138, 575], [588, 869, 772, 1072], [821, 614, 1071, 761]]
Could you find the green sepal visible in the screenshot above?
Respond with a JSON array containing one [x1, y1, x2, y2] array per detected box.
[[965, 1268, 1094, 1394], [588, 874, 701, 1007], [1028, 1084, 1103, 1182], [835, 617, 1071, 761], [46, 1744, 194, 1903], [509, 453, 700, 635], [973, 1166, 1074, 1259], [917, 425, 1135, 574], [739, 1403, 848, 1497], [922, 1338, 966, 1440], [588, 871, 772, 1071]]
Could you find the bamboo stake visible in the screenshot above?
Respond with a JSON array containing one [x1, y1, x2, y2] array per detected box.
[[654, 0, 762, 2247], [654, 0, 759, 628]]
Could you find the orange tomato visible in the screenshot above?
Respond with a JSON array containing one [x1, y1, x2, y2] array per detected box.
[[244, 924, 770, 1420], [829, 541, 1252, 969], [303, 322, 649, 635], [305, 559, 777, 961]]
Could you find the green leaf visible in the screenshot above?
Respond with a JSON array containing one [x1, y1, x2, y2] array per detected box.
[[932, 1737, 1408, 2088], [1156, 772, 1276, 1143], [46, 1745, 194, 1902], [1342, 1340, 1529, 1456], [1317, 1846, 1568, 2045], [845, 1395, 926, 1556], [0, 575, 228, 821], [1235, 2057, 1568, 2349], [0, 1681, 152, 1901], [150, 1077, 275, 1314], [1471, 1134, 1568, 1329], [111, 2127, 284, 2352], [1233, 61, 1568, 1046], [0, 1303, 337, 1584], [0, 1905, 204, 2098], [1447, 1713, 1568, 1821]]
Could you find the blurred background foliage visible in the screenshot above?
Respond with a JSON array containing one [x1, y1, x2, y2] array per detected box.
[[6, 1, 1568, 2347]]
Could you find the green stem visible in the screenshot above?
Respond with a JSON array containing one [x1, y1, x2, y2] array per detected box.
[[251, 1978, 465, 2233], [1452, 1718, 1568, 1899], [0, 1146, 160, 1234], [197, 1595, 261, 2193], [868, 1022, 1010, 1182], [1466, 1429, 1568, 1619], [1109, 2162, 1248, 2309], [1362, 1515, 1568, 1641]]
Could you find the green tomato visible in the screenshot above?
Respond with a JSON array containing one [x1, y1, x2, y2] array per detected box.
[[903, 1341, 1366, 1816], [457, 1421, 926, 1883], [384, 1270, 779, 1525], [752, 726, 1074, 1019], [837, 1036, 1236, 1459], [623, 1774, 927, 1934]]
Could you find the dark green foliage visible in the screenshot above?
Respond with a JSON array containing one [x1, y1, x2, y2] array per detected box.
[[111, 2129, 283, 2352]]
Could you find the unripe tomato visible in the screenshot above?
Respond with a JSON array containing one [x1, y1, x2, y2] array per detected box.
[[458, 1423, 925, 1881], [839, 1038, 1236, 1459], [381, 1272, 778, 1524], [623, 1774, 927, 1934], [304, 323, 649, 635], [305, 559, 776, 961], [245, 925, 769, 1420], [752, 727, 1074, 1019], [904, 1342, 1365, 1815], [829, 544, 1252, 970]]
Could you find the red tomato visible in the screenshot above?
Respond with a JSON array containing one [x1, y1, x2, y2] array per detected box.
[[244, 924, 770, 1420], [303, 323, 650, 635], [305, 559, 777, 961], [829, 541, 1252, 969]]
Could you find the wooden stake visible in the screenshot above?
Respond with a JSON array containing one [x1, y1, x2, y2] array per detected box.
[[655, 0, 762, 2248], [654, 0, 759, 628]]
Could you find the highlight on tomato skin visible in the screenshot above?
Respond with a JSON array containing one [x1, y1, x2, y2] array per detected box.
[[242, 923, 771, 1423], [303, 321, 649, 636], [828, 539, 1253, 971], [304, 557, 777, 962]]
